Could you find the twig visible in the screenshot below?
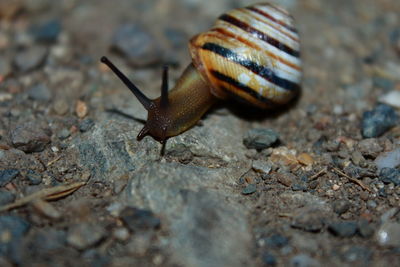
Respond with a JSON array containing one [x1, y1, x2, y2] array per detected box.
[[47, 155, 62, 166], [331, 166, 372, 192], [0, 181, 86, 212], [309, 168, 327, 180]]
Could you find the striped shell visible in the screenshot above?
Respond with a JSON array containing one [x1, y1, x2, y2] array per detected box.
[[189, 3, 301, 109]]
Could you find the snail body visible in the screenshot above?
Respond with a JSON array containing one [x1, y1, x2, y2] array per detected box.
[[101, 3, 301, 143]]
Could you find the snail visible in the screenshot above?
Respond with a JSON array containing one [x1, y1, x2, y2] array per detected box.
[[101, 2, 301, 143]]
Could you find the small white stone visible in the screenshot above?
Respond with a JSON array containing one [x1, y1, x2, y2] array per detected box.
[[379, 90, 400, 108]]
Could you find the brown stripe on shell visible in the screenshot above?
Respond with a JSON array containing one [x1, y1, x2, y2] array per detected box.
[[218, 14, 300, 58], [239, 8, 299, 42], [211, 27, 301, 71], [247, 6, 297, 34]]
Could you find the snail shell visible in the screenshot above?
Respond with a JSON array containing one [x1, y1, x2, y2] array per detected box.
[[189, 3, 301, 109]]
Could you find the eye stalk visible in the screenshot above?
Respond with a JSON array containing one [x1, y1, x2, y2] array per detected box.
[[101, 56, 170, 142]]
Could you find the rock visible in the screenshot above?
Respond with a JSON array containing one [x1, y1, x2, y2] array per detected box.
[[25, 170, 42, 185], [252, 160, 272, 174], [332, 199, 351, 215], [361, 104, 399, 138], [375, 148, 400, 171], [120, 207, 161, 232], [10, 121, 52, 152], [379, 168, 400, 186], [376, 222, 400, 247], [13, 46, 48, 72], [67, 223, 106, 250], [357, 138, 383, 158], [0, 215, 31, 264], [121, 163, 254, 267], [290, 254, 320, 267], [79, 118, 95, 132], [29, 19, 61, 43], [379, 90, 400, 108], [0, 169, 19, 187], [328, 221, 358, 237], [27, 84, 51, 101], [0, 189, 15, 205], [111, 24, 162, 67], [390, 28, 400, 55], [243, 128, 279, 150], [242, 184, 256, 195]]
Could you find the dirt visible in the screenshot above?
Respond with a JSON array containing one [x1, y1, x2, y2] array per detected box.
[[0, 0, 400, 266]]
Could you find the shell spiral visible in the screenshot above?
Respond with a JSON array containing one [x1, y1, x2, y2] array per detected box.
[[189, 3, 301, 109]]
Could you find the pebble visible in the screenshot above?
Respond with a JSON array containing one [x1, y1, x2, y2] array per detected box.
[[252, 160, 272, 174], [0, 169, 19, 187], [0, 189, 15, 205], [27, 84, 51, 102], [29, 229, 66, 255], [290, 254, 320, 267], [0, 57, 11, 78], [276, 172, 296, 187], [270, 147, 299, 168], [67, 223, 106, 250], [291, 212, 324, 232], [120, 207, 161, 232], [351, 150, 365, 166], [265, 234, 289, 248], [32, 199, 61, 220], [332, 199, 351, 215], [111, 24, 162, 67], [10, 121, 52, 152], [379, 90, 400, 109], [112, 227, 130, 242], [378, 168, 400, 186], [166, 144, 193, 164], [342, 246, 372, 263], [79, 118, 95, 132], [242, 184, 257, 195], [75, 100, 88, 118], [375, 148, 400, 171], [357, 138, 383, 158], [53, 99, 69, 115], [57, 128, 71, 140], [390, 28, 400, 55], [297, 153, 314, 166], [261, 252, 277, 266], [25, 170, 42, 185], [29, 19, 61, 43], [13, 46, 48, 73], [358, 220, 374, 238], [0, 215, 31, 263], [243, 128, 279, 150], [328, 221, 358, 237], [375, 222, 400, 247], [361, 104, 399, 138]]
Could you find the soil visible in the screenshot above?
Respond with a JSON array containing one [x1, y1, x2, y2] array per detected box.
[[0, 0, 400, 266]]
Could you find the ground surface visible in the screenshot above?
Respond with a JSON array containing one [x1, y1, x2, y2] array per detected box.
[[1, 0, 400, 266]]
